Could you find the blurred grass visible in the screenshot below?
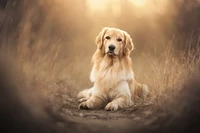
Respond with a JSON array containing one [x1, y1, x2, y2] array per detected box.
[[0, 0, 200, 107], [134, 38, 200, 104]]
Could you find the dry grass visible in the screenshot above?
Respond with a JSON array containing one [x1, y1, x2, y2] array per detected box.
[[7, 25, 200, 107], [1, 0, 200, 108], [134, 37, 200, 104]]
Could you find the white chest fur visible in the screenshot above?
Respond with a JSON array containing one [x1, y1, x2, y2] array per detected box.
[[90, 56, 134, 89]]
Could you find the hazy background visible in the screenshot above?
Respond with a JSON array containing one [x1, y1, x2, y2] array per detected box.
[[1, 0, 200, 93], [0, 0, 200, 133]]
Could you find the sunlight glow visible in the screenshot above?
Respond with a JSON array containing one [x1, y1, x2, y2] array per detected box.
[[129, 0, 147, 7], [86, 0, 121, 16], [86, 0, 168, 15], [86, 0, 108, 11]]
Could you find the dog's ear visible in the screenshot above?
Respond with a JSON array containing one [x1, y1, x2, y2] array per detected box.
[[123, 31, 134, 55], [95, 27, 109, 49]]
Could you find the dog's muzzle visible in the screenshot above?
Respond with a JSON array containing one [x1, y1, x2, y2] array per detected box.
[[109, 44, 115, 51], [107, 51, 116, 56], [107, 44, 116, 56]]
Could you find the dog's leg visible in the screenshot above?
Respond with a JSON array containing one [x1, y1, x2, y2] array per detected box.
[[77, 88, 93, 103], [105, 82, 133, 111], [77, 89, 91, 99], [129, 79, 149, 101], [78, 97, 89, 103], [105, 95, 133, 111], [134, 81, 149, 100], [78, 95, 105, 109]]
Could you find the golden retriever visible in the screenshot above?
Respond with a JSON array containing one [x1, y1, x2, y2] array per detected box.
[[77, 27, 149, 111]]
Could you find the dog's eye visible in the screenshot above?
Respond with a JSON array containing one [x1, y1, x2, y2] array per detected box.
[[117, 38, 122, 42], [105, 36, 111, 40]]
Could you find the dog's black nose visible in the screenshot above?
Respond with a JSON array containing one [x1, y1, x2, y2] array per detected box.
[[109, 44, 116, 51]]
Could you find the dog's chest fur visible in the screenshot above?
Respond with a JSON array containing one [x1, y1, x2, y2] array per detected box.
[[90, 55, 134, 89]]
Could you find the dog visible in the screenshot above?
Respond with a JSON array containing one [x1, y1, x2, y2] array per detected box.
[[77, 27, 149, 111]]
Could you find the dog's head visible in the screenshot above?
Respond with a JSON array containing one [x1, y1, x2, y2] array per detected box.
[[95, 27, 134, 57]]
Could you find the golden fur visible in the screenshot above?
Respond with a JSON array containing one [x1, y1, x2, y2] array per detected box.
[[78, 27, 149, 111]]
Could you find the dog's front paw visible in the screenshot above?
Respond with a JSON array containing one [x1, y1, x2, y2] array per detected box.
[[78, 101, 94, 110], [78, 98, 89, 103], [105, 102, 119, 111]]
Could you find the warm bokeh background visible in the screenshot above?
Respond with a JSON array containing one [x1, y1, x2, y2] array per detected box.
[[1, 0, 200, 94], [0, 0, 200, 133]]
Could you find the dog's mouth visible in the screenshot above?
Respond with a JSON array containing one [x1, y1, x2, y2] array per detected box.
[[106, 50, 117, 56]]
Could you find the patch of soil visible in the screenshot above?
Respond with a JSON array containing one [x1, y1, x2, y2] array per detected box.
[[50, 92, 157, 131]]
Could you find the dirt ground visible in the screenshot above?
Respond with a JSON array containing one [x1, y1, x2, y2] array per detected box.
[[56, 92, 153, 124], [37, 78, 200, 133]]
